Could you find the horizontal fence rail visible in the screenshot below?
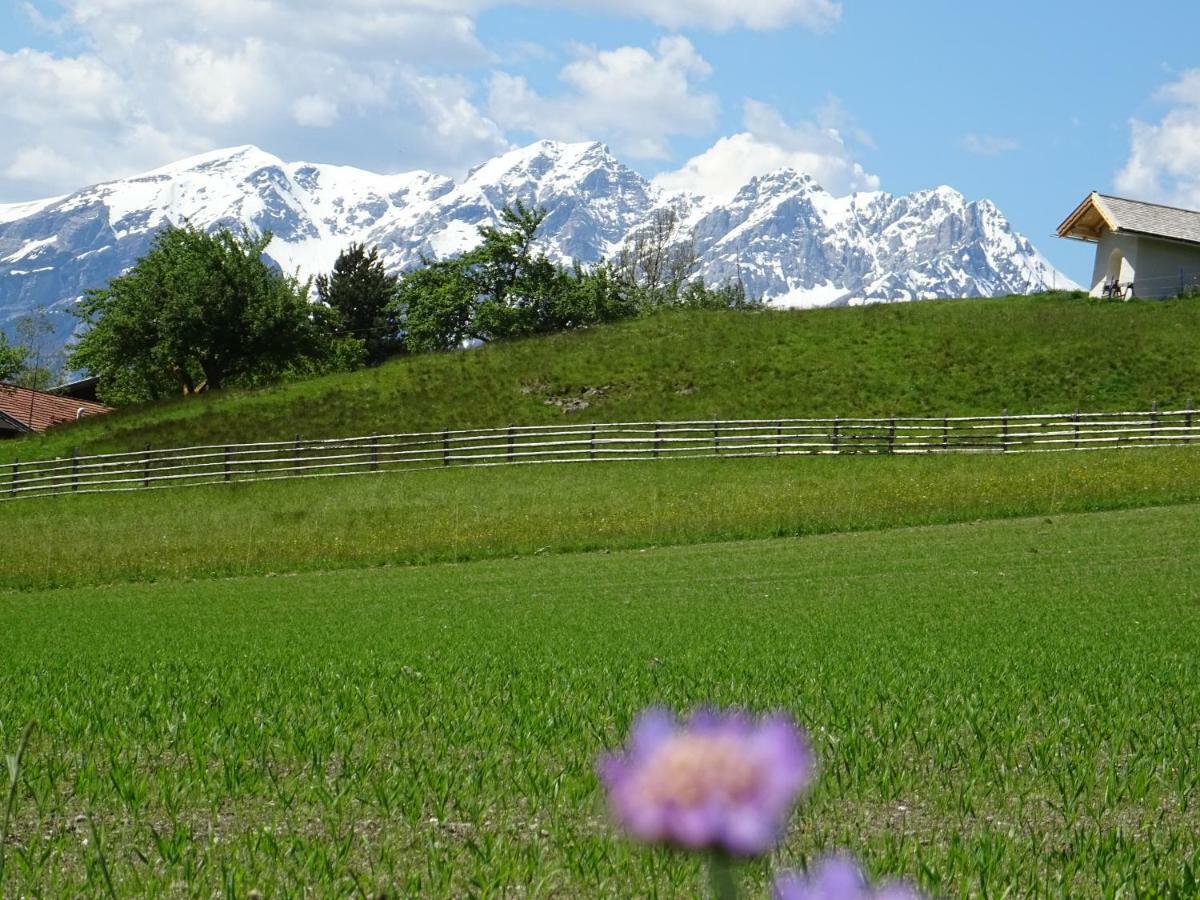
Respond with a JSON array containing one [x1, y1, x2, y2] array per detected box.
[[5, 406, 1198, 502]]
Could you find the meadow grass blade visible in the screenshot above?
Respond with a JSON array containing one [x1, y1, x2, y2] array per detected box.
[[0, 720, 35, 891]]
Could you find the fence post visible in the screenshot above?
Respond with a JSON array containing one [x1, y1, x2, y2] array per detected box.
[[10, 458, 17, 496], [72, 447, 79, 492], [832, 417, 840, 455], [442, 429, 450, 467], [888, 416, 896, 455], [1073, 407, 1081, 450], [1001, 409, 1009, 452], [293, 435, 301, 474], [507, 425, 514, 463], [713, 420, 720, 455], [942, 413, 949, 452], [654, 422, 661, 459], [1187, 399, 1194, 445], [143, 444, 151, 488], [589, 425, 596, 461], [371, 434, 380, 472], [224, 446, 232, 482], [775, 420, 783, 456]]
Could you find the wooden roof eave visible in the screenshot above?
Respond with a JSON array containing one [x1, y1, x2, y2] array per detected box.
[[1057, 192, 1119, 242], [0, 409, 30, 434]]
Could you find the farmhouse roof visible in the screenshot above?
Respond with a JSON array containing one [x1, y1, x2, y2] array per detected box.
[[51, 375, 101, 402], [0, 383, 111, 434], [1058, 192, 1200, 245]]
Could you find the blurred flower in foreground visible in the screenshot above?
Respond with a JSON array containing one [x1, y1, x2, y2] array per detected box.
[[598, 708, 812, 856], [774, 856, 922, 900]]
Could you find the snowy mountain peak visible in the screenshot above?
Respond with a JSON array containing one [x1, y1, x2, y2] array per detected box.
[[464, 140, 613, 186], [0, 140, 1076, 350]]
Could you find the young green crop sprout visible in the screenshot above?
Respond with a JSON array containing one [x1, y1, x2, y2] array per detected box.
[[773, 857, 922, 900], [598, 708, 813, 899]]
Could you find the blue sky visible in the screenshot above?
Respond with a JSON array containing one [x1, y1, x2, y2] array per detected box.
[[2, 1, 1199, 284]]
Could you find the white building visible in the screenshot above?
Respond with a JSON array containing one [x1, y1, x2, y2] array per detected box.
[[1057, 193, 1200, 299]]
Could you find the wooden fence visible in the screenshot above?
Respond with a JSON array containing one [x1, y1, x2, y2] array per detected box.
[[5, 406, 1198, 502]]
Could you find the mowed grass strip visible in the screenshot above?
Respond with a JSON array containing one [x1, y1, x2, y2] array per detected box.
[[15, 292, 1200, 460], [2, 447, 1200, 591], [2, 504, 1199, 896]]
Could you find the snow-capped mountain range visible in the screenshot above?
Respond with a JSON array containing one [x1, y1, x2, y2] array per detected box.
[[0, 140, 1073, 351]]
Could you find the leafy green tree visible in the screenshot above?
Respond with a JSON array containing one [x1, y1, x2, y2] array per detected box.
[[392, 203, 554, 353], [13, 309, 63, 390], [316, 243, 399, 364], [0, 309, 63, 389], [71, 225, 323, 404], [675, 278, 757, 310], [392, 201, 759, 355], [471, 204, 559, 338], [394, 202, 632, 351], [0, 332, 27, 383], [392, 256, 478, 353]]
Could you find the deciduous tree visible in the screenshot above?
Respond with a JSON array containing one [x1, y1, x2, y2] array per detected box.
[[71, 225, 322, 404], [0, 332, 25, 383]]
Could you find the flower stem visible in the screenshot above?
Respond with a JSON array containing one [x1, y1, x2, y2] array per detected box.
[[707, 854, 739, 900]]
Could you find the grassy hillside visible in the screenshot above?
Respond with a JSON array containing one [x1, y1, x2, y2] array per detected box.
[[14, 291, 1200, 459], [3, 448, 1199, 591], [4, 504, 1199, 895]]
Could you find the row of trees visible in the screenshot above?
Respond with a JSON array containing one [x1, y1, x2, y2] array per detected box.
[[70, 203, 757, 405]]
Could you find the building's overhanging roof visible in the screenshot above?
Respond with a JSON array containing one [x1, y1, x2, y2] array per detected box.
[[0, 409, 31, 434], [1058, 192, 1200, 246], [0, 383, 110, 434]]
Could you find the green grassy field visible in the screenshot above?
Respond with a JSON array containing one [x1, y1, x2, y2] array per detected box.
[[2, 502, 1198, 896], [14, 292, 1200, 460], [3, 448, 1200, 591], [6, 294, 1200, 896]]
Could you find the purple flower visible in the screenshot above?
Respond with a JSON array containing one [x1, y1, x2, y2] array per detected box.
[[774, 856, 922, 900], [597, 708, 813, 856]]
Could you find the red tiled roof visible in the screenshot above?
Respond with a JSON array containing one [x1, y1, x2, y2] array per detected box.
[[0, 383, 111, 434]]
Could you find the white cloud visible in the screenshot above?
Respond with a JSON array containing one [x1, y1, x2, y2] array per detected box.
[[0, 49, 128, 125], [0, 48, 205, 193], [292, 95, 340, 128], [5, 145, 86, 185], [488, 37, 719, 160], [962, 133, 1019, 156], [555, 0, 841, 31], [0, 0, 511, 198], [0, 0, 842, 199], [169, 40, 280, 127], [654, 99, 880, 201], [1115, 69, 1200, 208]]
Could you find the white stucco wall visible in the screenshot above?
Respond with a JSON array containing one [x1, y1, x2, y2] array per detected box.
[[1088, 231, 1139, 296], [1089, 230, 1200, 298], [1132, 237, 1200, 298]]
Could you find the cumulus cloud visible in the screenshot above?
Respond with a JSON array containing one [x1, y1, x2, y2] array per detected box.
[[962, 133, 1019, 156], [0, 48, 204, 192], [488, 37, 719, 160], [1115, 70, 1200, 208], [654, 99, 880, 201], [0, 0, 507, 198], [0, 0, 843, 200]]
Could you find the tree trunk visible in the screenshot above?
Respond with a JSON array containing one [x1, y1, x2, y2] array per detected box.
[[198, 359, 223, 392]]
